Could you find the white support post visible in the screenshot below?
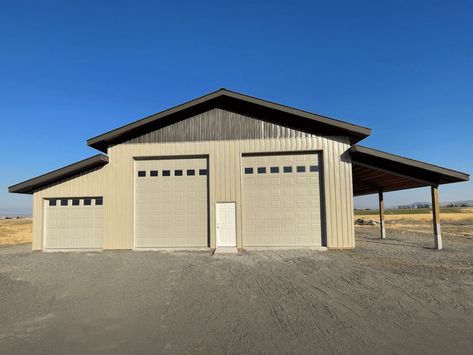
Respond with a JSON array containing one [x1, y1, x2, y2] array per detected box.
[[379, 190, 386, 239], [431, 185, 442, 250]]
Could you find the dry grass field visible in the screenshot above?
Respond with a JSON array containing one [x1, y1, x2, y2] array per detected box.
[[0, 218, 32, 246], [355, 207, 473, 238]]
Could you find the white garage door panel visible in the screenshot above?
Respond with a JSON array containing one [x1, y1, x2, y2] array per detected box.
[[242, 153, 322, 247], [135, 158, 208, 248], [45, 198, 103, 249]]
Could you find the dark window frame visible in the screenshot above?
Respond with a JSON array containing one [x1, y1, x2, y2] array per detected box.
[[150, 170, 158, 177], [283, 166, 293, 173], [187, 169, 195, 176], [174, 169, 183, 176], [270, 167, 280, 174], [60, 199, 68, 206], [244, 167, 254, 174], [72, 199, 80, 206], [95, 198, 103, 206], [296, 166, 306, 173], [84, 198, 92, 206], [49, 199, 57, 206], [162, 170, 171, 176], [199, 169, 208, 176], [257, 167, 266, 174], [137, 170, 146, 177]]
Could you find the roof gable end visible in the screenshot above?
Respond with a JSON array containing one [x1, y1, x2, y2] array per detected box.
[[87, 89, 371, 152]]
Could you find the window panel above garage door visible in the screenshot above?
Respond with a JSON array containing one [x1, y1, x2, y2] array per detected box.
[[45, 198, 103, 249], [134, 158, 208, 248], [242, 153, 322, 247]]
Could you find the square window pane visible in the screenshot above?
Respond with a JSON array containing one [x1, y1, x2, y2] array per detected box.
[[60, 199, 68, 206], [283, 166, 292, 173], [257, 167, 266, 174], [297, 166, 306, 173], [310, 165, 319, 172], [162, 170, 171, 176], [84, 199, 92, 206], [95, 198, 103, 206], [138, 171, 146, 177], [244, 167, 253, 174], [49, 199, 57, 206], [174, 170, 183, 176], [199, 169, 208, 176], [187, 169, 195, 176], [270, 167, 279, 174], [150, 170, 158, 177], [72, 199, 80, 206]]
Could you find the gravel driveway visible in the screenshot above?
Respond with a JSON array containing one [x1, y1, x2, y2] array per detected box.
[[1, 230, 472, 355]]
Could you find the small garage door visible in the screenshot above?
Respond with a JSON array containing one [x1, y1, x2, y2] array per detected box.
[[242, 153, 322, 247], [45, 197, 104, 249], [134, 158, 208, 248]]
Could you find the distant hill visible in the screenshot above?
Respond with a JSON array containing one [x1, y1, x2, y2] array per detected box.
[[397, 200, 473, 209]]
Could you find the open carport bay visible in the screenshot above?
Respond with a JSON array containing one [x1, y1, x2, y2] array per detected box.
[[1, 231, 473, 355]]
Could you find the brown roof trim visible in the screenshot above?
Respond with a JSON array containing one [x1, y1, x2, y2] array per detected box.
[[350, 145, 469, 188], [87, 88, 371, 152], [8, 154, 109, 194]]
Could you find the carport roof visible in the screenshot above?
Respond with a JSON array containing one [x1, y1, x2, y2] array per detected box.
[[87, 88, 371, 152], [350, 145, 469, 196], [8, 154, 109, 194]]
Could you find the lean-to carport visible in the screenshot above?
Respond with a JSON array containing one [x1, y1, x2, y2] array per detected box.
[[350, 145, 470, 250]]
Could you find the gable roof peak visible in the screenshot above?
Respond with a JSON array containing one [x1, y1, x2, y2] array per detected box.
[[87, 89, 371, 152]]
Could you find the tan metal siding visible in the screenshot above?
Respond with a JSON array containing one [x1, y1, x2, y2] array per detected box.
[[32, 137, 354, 250]]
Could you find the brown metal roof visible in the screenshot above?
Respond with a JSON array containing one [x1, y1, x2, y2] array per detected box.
[[8, 154, 109, 194], [87, 88, 371, 152], [350, 145, 470, 196]]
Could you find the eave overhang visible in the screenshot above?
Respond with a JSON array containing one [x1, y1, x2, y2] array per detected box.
[[8, 154, 109, 194]]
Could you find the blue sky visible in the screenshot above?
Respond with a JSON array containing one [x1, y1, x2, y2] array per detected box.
[[0, 0, 472, 214]]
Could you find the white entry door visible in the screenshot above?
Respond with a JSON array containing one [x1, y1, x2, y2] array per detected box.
[[216, 203, 236, 247]]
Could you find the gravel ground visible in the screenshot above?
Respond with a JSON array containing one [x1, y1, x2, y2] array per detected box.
[[1, 230, 472, 355]]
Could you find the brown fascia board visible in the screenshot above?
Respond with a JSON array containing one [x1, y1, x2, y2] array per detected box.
[[87, 88, 372, 152], [8, 154, 109, 194], [349, 145, 469, 185]]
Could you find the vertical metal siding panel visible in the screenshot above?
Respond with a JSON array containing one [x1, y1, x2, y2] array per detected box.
[[225, 141, 231, 201], [230, 141, 237, 201], [207, 141, 215, 248], [325, 138, 335, 247], [343, 140, 352, 247], [336, 140, 348, 247], [334, 139, 343, 247], [342, 140, 355, 247], [235, 140, 242, 248]]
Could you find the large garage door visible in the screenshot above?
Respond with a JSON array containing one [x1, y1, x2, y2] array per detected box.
[[242, 153, 322, 247], [134, 158, 208, 248], [45, 197, 104, 249]]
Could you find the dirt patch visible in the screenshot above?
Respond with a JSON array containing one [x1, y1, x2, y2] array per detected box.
[[0, 218, 32, 246], [1, 230, 472, 354]]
